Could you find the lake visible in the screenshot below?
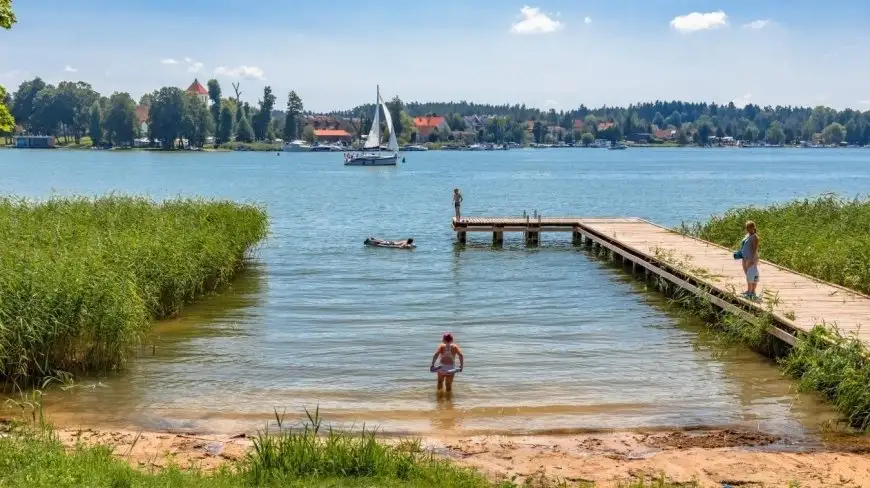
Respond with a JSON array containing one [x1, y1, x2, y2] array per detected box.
[[3, 147, 869, 438]]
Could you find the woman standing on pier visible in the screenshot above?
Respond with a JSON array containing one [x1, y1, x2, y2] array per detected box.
[[453, 188, 463, 220], [740, 221, 760, 299]]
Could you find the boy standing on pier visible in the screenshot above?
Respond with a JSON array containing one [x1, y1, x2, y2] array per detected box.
[[453, 188, 463, 221]]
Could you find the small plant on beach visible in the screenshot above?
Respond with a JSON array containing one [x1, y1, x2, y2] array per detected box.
[[245, 407, 492, 486], [0, 195, 268, 385]]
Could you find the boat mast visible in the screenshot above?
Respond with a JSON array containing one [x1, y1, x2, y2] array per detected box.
[[376, 85, 380, 157]]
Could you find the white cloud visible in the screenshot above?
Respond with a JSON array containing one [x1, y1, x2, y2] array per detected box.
[[860, 100, 870, 106], [584, 16, 592, 25], [510, 6, 564, 35], [670, 11, 728, 33], [214, 65, 266, 80], [64, 65, 78, 73], [731, 93, 752, 107], [187, 61, 204, 74], [544, 99, 558, 107], [743, 19, 770, 29], [160, 58, 179, 65]]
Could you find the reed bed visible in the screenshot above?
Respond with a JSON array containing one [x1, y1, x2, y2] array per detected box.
[[684, 194, 870, 294], [677, 195, 870, 431], [0, 195, 268, 384]]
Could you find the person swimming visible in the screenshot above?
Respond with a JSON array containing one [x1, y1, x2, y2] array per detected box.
[[430, 332, 464, 393]]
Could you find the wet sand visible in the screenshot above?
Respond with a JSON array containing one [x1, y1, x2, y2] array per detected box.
[[47, 425, 870, 487]]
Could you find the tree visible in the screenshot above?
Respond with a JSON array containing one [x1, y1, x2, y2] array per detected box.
[[148, 87, 187, 149], [252, 86, 277, 141], [302, 125, 316, 144], [581, 132, 594, 146], [532, 121, 545, 143], [56, 81, 99, 144], [697, 123, 712, 145], [822, 122, 846, 145], [652, 112, 665, 128], [30, 86, 61, 136], [207, 79, 222, 132], [677, 129, 690, 146], [88, 101, 102, 146], [282, 90, 304, 141], [385, 96, 405, 137], [765, 121, 785, 145], [236, 111, 254, 143], [217, 105, 235, 144], [10, 77, 46, 131], [103, 92, 137, 146], [138, 93, 154, 107], [0, 84, 13, 134], [845, 120, 862, 145], [1, 0, 16, 29], [182, 93, 213, 148], [665, 110, 682, 127], [232, 82, 242, 103], [742, 123, 759, 143], [584, 114, 597, 134]]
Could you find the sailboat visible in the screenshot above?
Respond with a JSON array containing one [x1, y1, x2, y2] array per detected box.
[[345, 86, 399, 166]]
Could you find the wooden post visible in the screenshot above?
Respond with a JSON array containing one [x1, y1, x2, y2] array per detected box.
[[493, 231, 503, 246], [572, 228, 582, 246], [525, 231, 539, 246], [457, 231, 467, 244]]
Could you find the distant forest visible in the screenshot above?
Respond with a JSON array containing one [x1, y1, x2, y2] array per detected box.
[[333, 100, 870, 146]]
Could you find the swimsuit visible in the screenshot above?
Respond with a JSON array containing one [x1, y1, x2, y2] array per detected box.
[[437, 344, 458, 375]]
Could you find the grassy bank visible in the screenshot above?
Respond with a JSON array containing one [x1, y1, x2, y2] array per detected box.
[[672, 195, 870, 431], [0, 195, 267, 384]]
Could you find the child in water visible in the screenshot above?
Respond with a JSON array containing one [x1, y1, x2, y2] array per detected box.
[[430, 332, 464, 393]]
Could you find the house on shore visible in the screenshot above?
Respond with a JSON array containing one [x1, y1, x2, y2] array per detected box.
[[314, 129, 352, 144], [135, 105, 149, 136], [13, 135, 55, 148], [414, 116, 450, 141]]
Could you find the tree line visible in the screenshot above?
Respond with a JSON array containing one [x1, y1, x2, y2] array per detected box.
[[6, 76, 870, 148], [3, 75, 309, 149], [339, 100, 870, 146]]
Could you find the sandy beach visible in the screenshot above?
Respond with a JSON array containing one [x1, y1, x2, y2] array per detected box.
[[47, 425, 870, 487]]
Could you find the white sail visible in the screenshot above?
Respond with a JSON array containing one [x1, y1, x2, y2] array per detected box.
[[364, 102, 381, 149], [380, 96, 400, 152]]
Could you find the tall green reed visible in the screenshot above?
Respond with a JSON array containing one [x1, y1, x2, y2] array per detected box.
[[0, 195, 268, 385], [684, 194, 870, 294]]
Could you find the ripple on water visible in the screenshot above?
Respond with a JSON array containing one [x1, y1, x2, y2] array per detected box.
[[1, 148, 859, 439]]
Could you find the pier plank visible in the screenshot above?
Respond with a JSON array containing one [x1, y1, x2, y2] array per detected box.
[[453, 215, 870, 345], [581, 220, 870, 343]]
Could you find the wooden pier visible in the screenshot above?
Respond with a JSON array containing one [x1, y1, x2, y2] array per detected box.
[[453, 216, 870, 347]]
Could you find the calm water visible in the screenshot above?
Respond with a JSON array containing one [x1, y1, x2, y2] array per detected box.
[[3, 147, 869, 438]]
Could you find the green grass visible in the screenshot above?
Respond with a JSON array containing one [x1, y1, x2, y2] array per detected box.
[[685, 194, 870, 294], [782, 325, 870, 431], [0, 195, 268, 384]]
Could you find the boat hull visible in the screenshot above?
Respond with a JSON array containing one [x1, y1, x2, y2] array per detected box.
[[345, 154, 398, 166]]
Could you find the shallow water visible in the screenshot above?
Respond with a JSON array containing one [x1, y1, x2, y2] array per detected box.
[[3, 147, 869, 438]]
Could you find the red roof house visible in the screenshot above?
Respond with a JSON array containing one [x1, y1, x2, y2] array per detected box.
[[314, 129, 352, 143], [414, 116, 450, 140]]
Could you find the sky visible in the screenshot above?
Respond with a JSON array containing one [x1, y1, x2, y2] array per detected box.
[[2, 0, 870, 112]]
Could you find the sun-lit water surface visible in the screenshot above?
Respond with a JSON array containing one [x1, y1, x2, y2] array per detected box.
[[4, 147, 869, 438]]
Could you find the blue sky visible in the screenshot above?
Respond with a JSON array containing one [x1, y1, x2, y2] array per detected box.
[[2, 1, 870, 111]]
